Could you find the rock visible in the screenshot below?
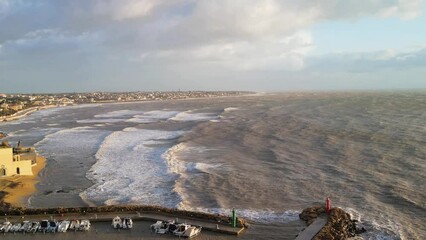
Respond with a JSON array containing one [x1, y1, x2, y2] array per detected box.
[[299, 205, 325, 224], [299, 206, 367, 240], [355, 226, 367, 234], [0, 132, 7, 139]]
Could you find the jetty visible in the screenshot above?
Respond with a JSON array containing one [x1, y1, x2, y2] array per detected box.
[[2, 211, 244, 235], [0, 205, 247, 238], [297, 205, 366, 240], [295, 215, 327, 240]]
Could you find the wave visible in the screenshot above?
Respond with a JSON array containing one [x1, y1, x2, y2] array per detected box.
[[344, 207, 405, 240], [94, 110, 144, 118], [34, 127, 109, 159], [224, 107, 239, 112], [80, 127, 185, 207], [77, 118, 127, 123], [170, 110, 219, 121], [163, 143, 225, 175], [126, 110, 179, 123], [6, 127, 63, 142], [178, 206, 300, 224]]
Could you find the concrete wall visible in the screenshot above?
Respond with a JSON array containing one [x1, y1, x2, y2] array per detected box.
[[0, 147, 33, 176]]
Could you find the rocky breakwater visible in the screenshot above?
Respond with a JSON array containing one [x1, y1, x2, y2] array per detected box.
[[0, 132, 6, 139], [299, 206, 366, 240]]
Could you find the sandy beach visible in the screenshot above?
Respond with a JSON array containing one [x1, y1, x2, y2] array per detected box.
[[0, 156, 46, 207]]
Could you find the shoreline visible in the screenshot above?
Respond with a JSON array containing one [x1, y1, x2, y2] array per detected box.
[[1, 105, 57, 122], [1, 155, 46, 207], [0, 93, 258, 123]]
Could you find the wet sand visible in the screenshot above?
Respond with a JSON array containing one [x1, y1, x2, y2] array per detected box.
[[1, 156, 46, 206]]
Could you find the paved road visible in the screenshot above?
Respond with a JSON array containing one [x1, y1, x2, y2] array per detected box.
[[295, 216, 327, 240]]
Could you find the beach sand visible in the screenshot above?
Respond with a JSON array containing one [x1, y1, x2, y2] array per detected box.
[[1, 156, 46, 207]]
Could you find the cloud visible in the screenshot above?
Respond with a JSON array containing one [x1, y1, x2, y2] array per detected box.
[[0, 29, 99, 59], [0, 0, 424, 92], [307, 47, 426, 73], [377, 0, 422, 20]]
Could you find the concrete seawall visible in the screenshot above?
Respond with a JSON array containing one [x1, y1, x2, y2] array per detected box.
[[0, 205, 248, 236], [2, 211, 245, 236]]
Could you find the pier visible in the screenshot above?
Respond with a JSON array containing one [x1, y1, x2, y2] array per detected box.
[[2, 210, 245, 236], [295, 215, 327, 240]]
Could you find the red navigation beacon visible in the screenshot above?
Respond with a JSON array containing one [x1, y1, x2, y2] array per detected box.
[[326, 197, 331, 215]]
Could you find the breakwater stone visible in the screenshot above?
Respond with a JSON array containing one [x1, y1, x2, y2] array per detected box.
[[299, 206, 366, 240], [0, 132, 7, 139]]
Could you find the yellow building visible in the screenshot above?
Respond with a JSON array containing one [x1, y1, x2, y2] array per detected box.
[[0, 146, 35, 177]]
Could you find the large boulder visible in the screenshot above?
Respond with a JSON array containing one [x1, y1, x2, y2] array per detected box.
[[299, 205, 325, 225], [299, 206, 366, 240]]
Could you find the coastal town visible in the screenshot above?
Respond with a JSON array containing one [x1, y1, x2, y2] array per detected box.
[[0, 91, 251, 120], [0, 91, 368, 239]]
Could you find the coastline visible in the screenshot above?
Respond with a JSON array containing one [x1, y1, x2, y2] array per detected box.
[[0, 93, 259, 123], [1, 105, 57, 122], [0, 155, 46, 207]]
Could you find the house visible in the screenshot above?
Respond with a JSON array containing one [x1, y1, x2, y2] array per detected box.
[[0, 102, 8, 109], [58, 97, 74, 105], [8, 104, 23, 111], [0, 143, 36, 177]]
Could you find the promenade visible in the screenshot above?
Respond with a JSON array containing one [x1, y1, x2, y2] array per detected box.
[[2, 210, 245, 235], [295, 215, 327, 240]]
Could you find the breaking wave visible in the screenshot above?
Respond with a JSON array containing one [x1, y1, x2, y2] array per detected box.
[[170, 110, 219, 121], [80, 127, 185, 207]]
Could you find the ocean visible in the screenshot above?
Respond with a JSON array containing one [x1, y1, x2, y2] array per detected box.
[[1, 92, 425, 240]]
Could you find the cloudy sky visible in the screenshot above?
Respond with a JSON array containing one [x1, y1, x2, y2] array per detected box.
[[1, 0, 425, 93]]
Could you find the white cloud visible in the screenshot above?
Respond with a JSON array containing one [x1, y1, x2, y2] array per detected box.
[[184, 30, 313, 71], [307, 47, 426, 73], [93, 0, 159, 21], [0, 0, 10, 12], [0, 0, 424, 92], [370, 49, 397, 61], [0, 28, 99, 58], [378, 0, 422, 20], [119, 0, 421, 71]]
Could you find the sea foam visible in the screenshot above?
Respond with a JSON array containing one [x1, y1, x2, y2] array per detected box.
[[77, 118, 128, 123], [35, 127, 110, 160], [170, 110, 219, 121], [344, 207, 404, 240], [126, 110, 179, 123], [179, 206, 300, 224], [94, 110, 144, 118], [81, 127, 185, 207]]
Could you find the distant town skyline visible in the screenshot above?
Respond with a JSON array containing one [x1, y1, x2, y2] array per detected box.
[[1, 0, 425, 93]]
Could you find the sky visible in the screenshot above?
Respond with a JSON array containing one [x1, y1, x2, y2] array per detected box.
[[0, 0, 425, 93]]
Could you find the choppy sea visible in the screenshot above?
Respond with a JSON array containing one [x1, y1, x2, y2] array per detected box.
[[1, 92, 425, 240]]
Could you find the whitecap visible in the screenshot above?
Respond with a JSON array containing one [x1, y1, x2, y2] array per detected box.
[[80, 128, 185, 207], [77, 118, 127, 123], [342, 207, 405, 240], [126, 110, 179, 123], [35, 127, 109, 159], [178, 206, 300, 224], [94, 110, 143, 118], [169, 111, 219, 121], [224, 107, 239, 112]]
